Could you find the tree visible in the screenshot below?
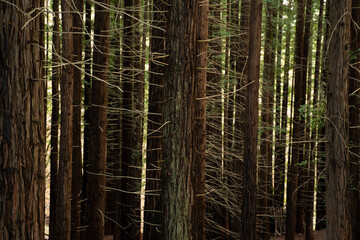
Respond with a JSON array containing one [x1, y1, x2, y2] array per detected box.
[[241, 0, 262, 239], [326, 0, 352, 239], [260, 1, 277, 237], [50, 0, 60, 237], [350, 1, 360, 239], [286, 0, 306, 238], [55, 0, 74, 237], [0, 0, 46, 238], [144, 0, 168, 238], [85, 0, 110, 238], [161, 0, 208, 238], [72, 0, 84, 238], [120, 0, 142, 238]]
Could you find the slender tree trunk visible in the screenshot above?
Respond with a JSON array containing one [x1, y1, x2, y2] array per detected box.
[[274, 0, 284, 211], [305, 2, 324, 240], [144, 0, 168, 239], [286, 0, 306, 238], [316, 0, 330, 230], [326, 0, 352, 239], [50, 0, 60, 237], [350, 2, 360, 239], [120, 0, 142, 238], [296, 0, 313, 234], [55, 0, 74, 238], [82, 1, 92, 238], [85, 0, 110, 238], [72, 0, 84, 238], [161, 1, 208, 239], [0, 0, 46, 238], [241, 0, 262, 239], [260, 1, 276, 238]]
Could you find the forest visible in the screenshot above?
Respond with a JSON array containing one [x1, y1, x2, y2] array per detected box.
[[0, 0, 358, 239]]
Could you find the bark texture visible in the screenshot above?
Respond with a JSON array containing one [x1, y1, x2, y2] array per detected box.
[[161, 1, 208, 239], [50, 0, 60, 237], [286, 0, 306, 238], [85, 0, 110, 238], [326, 0, 352, 239], [350, 2, 360, 240], [0, 0, 46, 239], [55, 0, 74, 238], [72, 0, 84, 238], [241, 0, 262, 239], [144, 0, 168, 239]]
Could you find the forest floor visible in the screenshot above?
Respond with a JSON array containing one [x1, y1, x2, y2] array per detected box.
[[270, 230, 326, 240]]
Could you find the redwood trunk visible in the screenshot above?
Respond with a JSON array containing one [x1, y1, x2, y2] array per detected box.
[[161, 1, 208, 239], [72, 0, 84, 238], [144, 0, 168, 238], [0, 0, 46, 238], [326, 0, 352, 239], [55, 0, 74, 238], [286, 0, 306, 238], [50, 0, 60, 237], [85, 0, 110, 238], [241, 0, 262, 239]]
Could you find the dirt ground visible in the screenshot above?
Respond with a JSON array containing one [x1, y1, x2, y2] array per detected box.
[[270, 230, 326, 240]]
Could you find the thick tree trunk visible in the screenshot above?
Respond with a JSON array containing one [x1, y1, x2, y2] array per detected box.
[[161, 1, 208, 239], [0, 0, 46, 239], [72, 0, 84, 238], [286, 0, 305, 238], [55, 0, 74, 238], [143, 0, 168, 239], [326, 0, 352, 239], [85, 0, 110, 238], [241, 0, 262, 239], [50, 0, 60, 238]]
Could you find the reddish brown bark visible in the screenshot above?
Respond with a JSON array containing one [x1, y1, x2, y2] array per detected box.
[[72, 0, 84, 239], [85, 0, 110, 238], [161, 1, 208, 239], [54, 0, 74, 238], [286, 0, 306, 238], [143, 0, 168, 239], [350, 2, 360, 239], [0, 0, 46, 238], [326, 0, 352, 239], [241, 0, 262, 239], [49, 0, 60, 237]]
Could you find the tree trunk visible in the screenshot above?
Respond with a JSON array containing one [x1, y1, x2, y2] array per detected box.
[[161, 1, 208, 239], [82, 1, 92, 238], [326, 0, 352, 239], [316, 0, 330, 230], [120, 0, 142, 238], [286, 0, 306, 238], [85, 0, 110, 238], [0, 0, 46, 238], [143, 0, 168, 238], [55, 0, 74, 238], [241, 0, 262, 239], [305, 2, 324, 240], [260, 1, 277, 238], [72, 0, 84, 238], [350, 2, 360, 239], [273, 0, 284, 211], [50, 0, 60, 237]]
